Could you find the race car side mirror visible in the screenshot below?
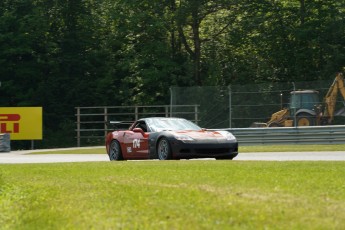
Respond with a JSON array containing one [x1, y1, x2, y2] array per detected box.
[[133, 128, 149, 138], [133, 128, 145, 135]]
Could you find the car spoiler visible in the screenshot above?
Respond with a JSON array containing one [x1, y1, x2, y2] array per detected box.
[[105, 121, 133, 130]]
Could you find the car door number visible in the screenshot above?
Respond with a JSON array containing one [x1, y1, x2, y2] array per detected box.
[[133, 139, 141, 148]]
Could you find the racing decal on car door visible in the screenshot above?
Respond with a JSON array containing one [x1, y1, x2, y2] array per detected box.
[[133, 139, 141, 148], [124, 133, 148, 158]]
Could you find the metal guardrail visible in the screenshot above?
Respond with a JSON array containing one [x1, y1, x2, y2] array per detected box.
[[225, 125, 345, 145]]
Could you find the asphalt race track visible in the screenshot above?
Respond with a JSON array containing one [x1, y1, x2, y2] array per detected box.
[[1, 149, 345, 163]]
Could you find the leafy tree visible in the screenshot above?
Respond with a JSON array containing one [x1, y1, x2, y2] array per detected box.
[[0, 0, 345, 148], [170, 0, 239, 85]]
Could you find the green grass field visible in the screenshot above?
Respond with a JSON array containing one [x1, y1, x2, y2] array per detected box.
[[1, 161, 345, 229]]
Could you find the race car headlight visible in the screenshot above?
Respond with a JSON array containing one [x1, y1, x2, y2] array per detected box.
[[219, 131, 236, 141], [174, 134, 195, 142]]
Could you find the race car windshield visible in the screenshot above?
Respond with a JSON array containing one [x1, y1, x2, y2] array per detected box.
[[146, 118, 201, 132]]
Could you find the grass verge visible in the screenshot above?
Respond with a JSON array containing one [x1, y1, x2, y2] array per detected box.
[[1, 161, 345, 229]]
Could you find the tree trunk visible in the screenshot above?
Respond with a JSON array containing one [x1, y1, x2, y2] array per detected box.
[[299, 0, 305, 25], [192, 11, 202, 85]]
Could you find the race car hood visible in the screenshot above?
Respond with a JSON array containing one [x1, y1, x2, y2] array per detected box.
[[170, 130, 236, 141]]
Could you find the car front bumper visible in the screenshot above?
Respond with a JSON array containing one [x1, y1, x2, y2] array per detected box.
[[169, 140, 238, 159]]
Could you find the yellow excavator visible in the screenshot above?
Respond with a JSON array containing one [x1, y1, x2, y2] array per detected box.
[[254, 72, 345, 127]]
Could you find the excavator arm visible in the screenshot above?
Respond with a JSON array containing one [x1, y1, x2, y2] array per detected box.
[[266, 108, 289, 127], [323, 72, 345, 124]]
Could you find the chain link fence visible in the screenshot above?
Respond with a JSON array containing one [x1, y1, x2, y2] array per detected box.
[[170, 79, 345, 129]]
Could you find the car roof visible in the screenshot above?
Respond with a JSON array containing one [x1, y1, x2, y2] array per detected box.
[[138, 117, 186, 121]]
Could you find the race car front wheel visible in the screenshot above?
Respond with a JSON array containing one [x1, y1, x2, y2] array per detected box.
[[157, 138, 172, 160], [109, 140, 123, 161]]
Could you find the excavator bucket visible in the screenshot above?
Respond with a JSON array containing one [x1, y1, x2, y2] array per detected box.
[[250, 122, 268, 128]]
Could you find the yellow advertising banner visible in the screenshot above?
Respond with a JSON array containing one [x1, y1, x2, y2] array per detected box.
[[0, 107, 43, 140]]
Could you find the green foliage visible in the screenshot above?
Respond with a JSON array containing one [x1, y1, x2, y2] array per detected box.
[[0, 0, 344, 148], [1, 161, 345, 229]]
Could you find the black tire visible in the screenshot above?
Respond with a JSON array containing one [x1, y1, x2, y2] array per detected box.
[[157, 137, 172, 160], [216, 155, 234, 160], [296, 113, 315, 126], [108, 140, 123, 161]]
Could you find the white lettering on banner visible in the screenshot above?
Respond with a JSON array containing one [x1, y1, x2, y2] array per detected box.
[[133, 139, 141, 148]]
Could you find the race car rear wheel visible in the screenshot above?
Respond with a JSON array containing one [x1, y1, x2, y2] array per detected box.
[[157, 137, 172, 160], [109, 140, 123, 161]]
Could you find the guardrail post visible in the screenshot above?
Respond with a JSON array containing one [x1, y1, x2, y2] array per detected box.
[[135, 106, 139, 120], [165, 105, 169, 117], [229, 85, 232, 128], [194, 105, 198, 124], [170, 87, 173, 117], [76, 107, 80, 147], [104, 107, 108, 137]]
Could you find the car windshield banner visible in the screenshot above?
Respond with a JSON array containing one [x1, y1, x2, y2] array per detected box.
[[0, 107, 43, 140]]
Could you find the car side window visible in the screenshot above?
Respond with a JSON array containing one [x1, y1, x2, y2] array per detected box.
[[134, 121, 148, 132], [139, 122, 147, 132]]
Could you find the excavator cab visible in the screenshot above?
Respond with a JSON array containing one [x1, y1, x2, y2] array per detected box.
[[288, 90, 320, 126], [289, 90, 320, 113]]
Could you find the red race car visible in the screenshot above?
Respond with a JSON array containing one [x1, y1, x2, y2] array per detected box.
[[105, 117, 238, 160]]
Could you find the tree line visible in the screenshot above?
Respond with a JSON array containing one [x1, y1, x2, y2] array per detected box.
[[0, 0, 344, 148]]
